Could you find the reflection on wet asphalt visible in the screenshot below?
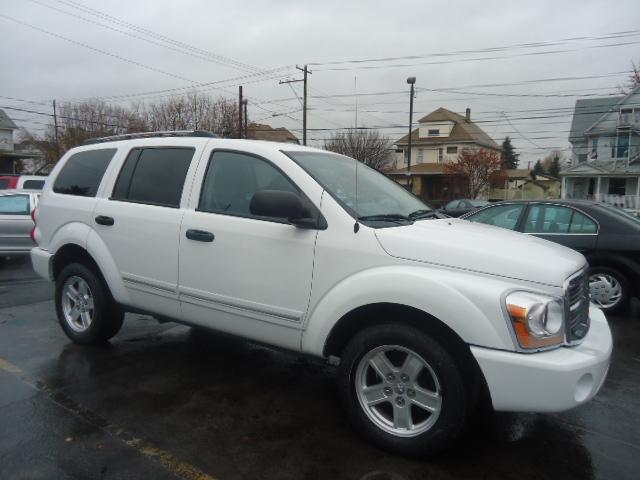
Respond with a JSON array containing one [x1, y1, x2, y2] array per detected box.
[[0, 254, 639, 479]]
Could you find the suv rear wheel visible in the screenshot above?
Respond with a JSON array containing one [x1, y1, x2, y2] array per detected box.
[[338, 324, 467, 456], [55, 263, 124, 344]]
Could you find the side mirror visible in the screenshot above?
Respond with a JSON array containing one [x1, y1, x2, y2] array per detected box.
[[250, 190, 315, 228]]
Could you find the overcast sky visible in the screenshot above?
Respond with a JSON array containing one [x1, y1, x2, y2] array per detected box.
[[2, 0, 640, 165]]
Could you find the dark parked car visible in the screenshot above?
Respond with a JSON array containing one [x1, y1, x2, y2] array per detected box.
[[439, 199, 490, 217], [462, 199, 640, 313]]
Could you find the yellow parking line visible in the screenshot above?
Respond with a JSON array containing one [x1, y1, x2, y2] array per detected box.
[[0, 356, 217, 480]]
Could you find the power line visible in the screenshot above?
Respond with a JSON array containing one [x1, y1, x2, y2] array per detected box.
[[51, 0, 259, 73], [308, 30, 640, 69]]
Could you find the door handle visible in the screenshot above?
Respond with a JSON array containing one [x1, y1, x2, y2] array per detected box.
[[186, 229, 214, 242], [95, 215, 115, 226]]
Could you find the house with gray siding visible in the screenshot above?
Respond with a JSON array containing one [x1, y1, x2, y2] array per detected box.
[[561, 86, 640, 209]]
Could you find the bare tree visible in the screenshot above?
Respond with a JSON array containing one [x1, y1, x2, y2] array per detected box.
[[619, 60, 640, 94], [22, 99, 139, 164], [444, 148, 505, 198], [26, 93, 239, 164], [139, 93, 238, 137], [324, 129, 394, 171]]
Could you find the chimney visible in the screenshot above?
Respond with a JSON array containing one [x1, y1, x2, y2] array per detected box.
[[465, 108, 471, 122]]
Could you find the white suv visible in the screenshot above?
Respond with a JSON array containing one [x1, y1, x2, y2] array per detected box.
[[31, 131, 612, 455]]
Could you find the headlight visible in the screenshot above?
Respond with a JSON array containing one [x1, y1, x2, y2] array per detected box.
[[505, 291, 565, 350]]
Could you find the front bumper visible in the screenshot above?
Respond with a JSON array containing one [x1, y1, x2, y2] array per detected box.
[[31, 247, 53, 281], [472, 306, 612, 412]]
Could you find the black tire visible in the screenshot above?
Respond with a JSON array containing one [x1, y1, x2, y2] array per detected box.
[[338, 324, 467, 456], [55, 262, 124, 344], [588, 266, 629, 315]]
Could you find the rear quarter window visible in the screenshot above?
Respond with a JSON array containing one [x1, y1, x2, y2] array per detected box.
[[22, 179, 45, 190], [53, 148, 116, 197], [0, 195, 30, 215]]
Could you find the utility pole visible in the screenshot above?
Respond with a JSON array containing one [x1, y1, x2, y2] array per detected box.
[[52, 100, 60, 156], [238, 86, 243, 139], [279, 65, 312, 145], [242, 98, 248, 139], [406, 77, 416, 192]]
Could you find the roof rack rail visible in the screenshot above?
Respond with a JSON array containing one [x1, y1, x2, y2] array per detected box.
[[82, 130, 218, 145]]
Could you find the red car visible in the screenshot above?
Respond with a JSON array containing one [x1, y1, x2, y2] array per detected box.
[[0, 175, 19, 190]]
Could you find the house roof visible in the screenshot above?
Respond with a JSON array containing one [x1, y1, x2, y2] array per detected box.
[[395, 108, 500, 150], [561, 159, 640, 176], [387, 163, 447, 175], [503, 169, 557, 181], [568, 96, 624, 142], [0, 109, 18, 131], [247, 122, 299, 144]]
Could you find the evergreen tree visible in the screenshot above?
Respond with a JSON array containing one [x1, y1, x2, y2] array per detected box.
[[533, 160, 545, 175], [501, 137, 519, 169], [548, 155, 561, 177]]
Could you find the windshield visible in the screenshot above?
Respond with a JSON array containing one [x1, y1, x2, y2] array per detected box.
[[470, 200, 490, 207], [286, 151, 432, 224]]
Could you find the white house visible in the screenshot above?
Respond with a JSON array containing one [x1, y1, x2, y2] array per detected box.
[[562, 86, 640, 209]]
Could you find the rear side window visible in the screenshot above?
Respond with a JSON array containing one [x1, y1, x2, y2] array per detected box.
[[0, 195, 30, 215], [53, 149, 116, 197], [524, 205, 572, 233], [569, 211, 597, 233], [0, 179, 9, 189], [112, 147, 194, 208], [22, 179, 45, 190]]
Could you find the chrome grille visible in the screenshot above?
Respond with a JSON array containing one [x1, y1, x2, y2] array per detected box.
[[565, 271, 590, 343]]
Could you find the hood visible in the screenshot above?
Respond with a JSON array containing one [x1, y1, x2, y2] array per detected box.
[[375, 218, 586, 287]]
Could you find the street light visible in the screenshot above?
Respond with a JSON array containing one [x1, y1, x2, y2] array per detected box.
[[406, 76, 416, 192]]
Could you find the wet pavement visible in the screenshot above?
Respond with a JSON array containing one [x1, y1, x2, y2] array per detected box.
[[0, 254, 639, 480]]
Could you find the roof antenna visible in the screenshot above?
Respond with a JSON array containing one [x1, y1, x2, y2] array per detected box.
[[354, 153, 360, 233]]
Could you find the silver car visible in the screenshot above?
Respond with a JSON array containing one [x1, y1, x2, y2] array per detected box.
[[0, 190, 39, 255]]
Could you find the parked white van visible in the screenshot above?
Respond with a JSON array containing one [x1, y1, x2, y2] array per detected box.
[[31, 131, 612, 455]]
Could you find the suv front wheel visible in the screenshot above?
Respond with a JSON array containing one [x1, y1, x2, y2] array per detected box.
[[55, 263, 124, 344], [338, 324, 467, 456]]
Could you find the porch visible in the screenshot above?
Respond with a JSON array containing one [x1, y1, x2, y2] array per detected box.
[[563, 174, 640, 209]]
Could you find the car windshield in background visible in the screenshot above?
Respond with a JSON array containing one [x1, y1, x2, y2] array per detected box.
[[470, 200, 490, 207], [286, 151, 434, 226]]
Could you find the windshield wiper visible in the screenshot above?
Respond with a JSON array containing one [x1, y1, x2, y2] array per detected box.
[[357, 213, 412, 224], [408, 209, 440, 220]]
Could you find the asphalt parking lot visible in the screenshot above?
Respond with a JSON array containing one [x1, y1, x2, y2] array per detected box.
[[0, 254, 639, 480]]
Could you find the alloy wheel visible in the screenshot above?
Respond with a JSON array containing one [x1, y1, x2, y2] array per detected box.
[[61, 276, 95, 332], [355, 345, 442, 437]]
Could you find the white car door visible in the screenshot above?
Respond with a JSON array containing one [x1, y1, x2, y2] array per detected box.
[[178, 149, 320, 350], [91, 144, 202, 318]]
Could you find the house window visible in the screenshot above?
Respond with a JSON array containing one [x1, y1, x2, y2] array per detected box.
[[614, 135, 630, 158], [590, 138, 598, 158], [608, 178, 626, 196], [438, 148, 444, 163], [634, 108, 640, 125], [578, 154, 588, 163], [417, 148, 424, 162], [620, 108, 633, 126], [428, 129, 439, 136], [446, 146, 458, 154]]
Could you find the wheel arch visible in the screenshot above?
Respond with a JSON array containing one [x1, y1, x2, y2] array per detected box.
[[325, 302, 490, 411], [586, 251, 640, 288]]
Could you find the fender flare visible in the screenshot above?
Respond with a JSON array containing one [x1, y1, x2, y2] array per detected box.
[[301, 266, 511, 357]]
